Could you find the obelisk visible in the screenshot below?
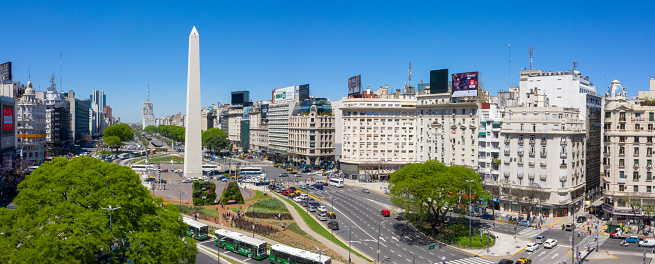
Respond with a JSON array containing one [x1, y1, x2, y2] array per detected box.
[[184, 26, 202, 178]]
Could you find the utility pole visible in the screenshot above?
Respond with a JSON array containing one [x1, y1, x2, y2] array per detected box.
[[101, 205, 121, 264], [312, 246, 329, 264], [377, 220, 387, 264]]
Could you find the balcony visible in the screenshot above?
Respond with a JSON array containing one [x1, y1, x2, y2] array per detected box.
[[529, 161, 535, 166], [560, 140, 567, 145], [634, 164, 640, 168], [560, 152, 567, 158], [530, 139, 535, 144], [518, 150, 524, 156], [540, 174, 547, 180], [505, 138, 510, 143], [529, 151, 535, 156], [518, 139, 524, 144], [517, 172, 524, 178], [541, 161, 547, 167], [560, 176, 567, 181], [528, 173, 535, 179], [540, 151, 547, 157], [504, 171, 510, 177], [560, 163, 567, 168]]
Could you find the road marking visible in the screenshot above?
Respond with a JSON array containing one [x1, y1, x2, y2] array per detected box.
[[552, 253, 559, 259]]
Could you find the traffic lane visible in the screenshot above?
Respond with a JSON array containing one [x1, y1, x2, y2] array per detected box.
[[601, 236, 653, 254], [317, 188, 470, 263], [197, 239, 269, 263], [511, 241, 570, 264]]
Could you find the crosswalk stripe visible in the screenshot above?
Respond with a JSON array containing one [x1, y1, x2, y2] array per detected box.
[[440, 257, 495, 264]]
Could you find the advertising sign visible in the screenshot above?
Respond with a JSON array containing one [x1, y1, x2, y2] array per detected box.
[[2, 105, 14, 136], [298, 84, 310, 101], [348, 75, 361, 95], [451, 72, 479, 98], [260, 104, 269, 119], [242, 107, 251, 120], [273, 86, 296, 102], [430, 69, 449, 94]]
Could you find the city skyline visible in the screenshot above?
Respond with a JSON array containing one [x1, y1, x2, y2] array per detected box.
[[2, 1, 655, 122]]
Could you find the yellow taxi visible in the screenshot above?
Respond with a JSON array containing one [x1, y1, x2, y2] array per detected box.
[[516, 258, 532, 264]]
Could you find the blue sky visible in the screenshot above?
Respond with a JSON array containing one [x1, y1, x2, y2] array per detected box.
[[2, 1, 654, 122]]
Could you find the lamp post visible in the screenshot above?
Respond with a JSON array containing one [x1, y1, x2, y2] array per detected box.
[[377, 220, 387, 264], [412, 248, 427, 264], [101, 205, 121, 264], [345, 226, 358, 264], [312, 246, 329, 264], [216, 237, 225, 264], [465, 179, 474, 248]]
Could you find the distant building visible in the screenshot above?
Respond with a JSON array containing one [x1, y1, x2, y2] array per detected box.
[[288, 98, 335, 169], [16, 81, 46, 164], [44, 84, 71, 156], [1, 95, 16, 171], [64, 90, 90, 142], [248, 101, 270, 153], [142, 98, 155, 129], [90, 90, 106, 130], [231, 91, 250, 106]]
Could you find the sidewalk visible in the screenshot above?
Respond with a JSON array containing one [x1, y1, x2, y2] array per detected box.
[[449, 231, 528, 259], [343, 179, 389, 195]]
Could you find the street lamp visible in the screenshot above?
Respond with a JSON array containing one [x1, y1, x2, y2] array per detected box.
[[216, 237, 225, 264], [377, 220, 387, 264], [344, 226, 358, 264], [465, 179, 474, 248], [412, 248, 427, 264], [101, 205, 121, 264], [312, 246, 329, 264]]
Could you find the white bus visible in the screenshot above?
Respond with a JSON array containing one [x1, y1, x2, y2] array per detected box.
[[183, 218, 210, 241], [269, 244, 331, 264], [328, 178, 344, 188], [202, 164, 219, 172], [238, 167, 263, 175], [131, 164, 154, 172]]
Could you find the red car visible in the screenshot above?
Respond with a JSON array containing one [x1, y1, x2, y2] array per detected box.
[[160, 169, 168, 172], [381, 209, 391, 217], [282, 190, 290, 196]]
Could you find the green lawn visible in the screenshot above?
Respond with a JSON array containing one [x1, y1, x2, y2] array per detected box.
[[246, 190, 270, 202], [273, 193, 373, 263]]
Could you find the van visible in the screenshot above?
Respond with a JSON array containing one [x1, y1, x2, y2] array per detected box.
[[639, 238, 655, 247]]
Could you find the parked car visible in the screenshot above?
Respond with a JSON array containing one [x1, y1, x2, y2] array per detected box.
[[309, 206, 317, 212], [317, 206, 327, 212], [327, 221, 339, 230], [518, 220, 531, 227], [543, 239, 558, 249], [576, 216, 587, 223], [535, 235, 546, 244], [525, 243, 538, 252], [381, 209, 391, 217], [316, 212, 327, 221], [480, 214, 495, 220], [361, 188, 370, 193], [625, 236, 641, 243], [160, 169, 168, 172]]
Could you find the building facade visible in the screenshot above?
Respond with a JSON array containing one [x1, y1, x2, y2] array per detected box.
[[268, 101, 295, 154], [339, 88, 416, 180], [248, 101, 269, 154], [44, 85, 71, 156], [288, 98, 335, 169], [16, 81, 46, 164], [64, 91, 90, 143], [142, 97, 155, 129]]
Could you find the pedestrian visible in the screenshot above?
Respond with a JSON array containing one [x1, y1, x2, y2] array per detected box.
[[493, 223, 495, 230], [214, 217, 217, 223], [442, 256, 446, 264]]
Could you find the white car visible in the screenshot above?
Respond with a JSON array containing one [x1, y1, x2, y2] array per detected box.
[[543, 239, 558, 249], [526, 243, 539, 252], [293, 196, 302, 202], [317, 206, 327, 212]]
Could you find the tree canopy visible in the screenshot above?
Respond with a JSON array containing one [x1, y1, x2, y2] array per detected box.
[[103, 123, 134, 142], [158, 125, 185, 142], [0, 157, 196, 263], [103, 135, 123, 151], [202, 128, 229, 153], [389, 160, 488, 232], [144, 125, 158, 134]]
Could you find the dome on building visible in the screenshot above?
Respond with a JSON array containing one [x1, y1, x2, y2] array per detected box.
[[25, 79, 35, 95]]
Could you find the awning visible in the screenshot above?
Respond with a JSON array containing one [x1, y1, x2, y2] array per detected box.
[[478, 132, 487, 136], [480, 121, 488, 124], [492, 121, 502, 125]]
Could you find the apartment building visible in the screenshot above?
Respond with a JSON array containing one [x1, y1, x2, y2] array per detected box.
[[601, 80, 655, 220], [288, 98, 335, 169], [226, 106, 243, 148], [16, 81, 46, 164], [248, 101, 269, 154], [339, 87, 416, 180], [416, 93, 479, 171], [268, 101, 296, 154], [499, 92, 586, 217], [478, 103, 503, 186]]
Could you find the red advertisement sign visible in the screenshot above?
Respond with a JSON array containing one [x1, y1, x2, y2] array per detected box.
[[3, 107, 13, 131]]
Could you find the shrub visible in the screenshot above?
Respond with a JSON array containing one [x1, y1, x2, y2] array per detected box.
[[218, 181, 245, 204], [192, 181, 217, 206], [253, 197, 288, 212]]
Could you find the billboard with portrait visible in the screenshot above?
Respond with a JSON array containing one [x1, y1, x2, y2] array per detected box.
[[348, 75, 361, 96], [260, 104, 269, 119], [298, 84, 310, 101], [242, 107, 251, 120], [273, 86, 296, 102], [451, 72, 479, 98], [2, 104, 14, 136]]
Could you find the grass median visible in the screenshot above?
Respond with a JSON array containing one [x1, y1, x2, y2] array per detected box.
[[273, 193, 373, 263]]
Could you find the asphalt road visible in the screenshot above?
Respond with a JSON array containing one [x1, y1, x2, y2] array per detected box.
[[196, 239, 269, 264]]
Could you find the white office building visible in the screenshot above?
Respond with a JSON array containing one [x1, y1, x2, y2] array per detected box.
[[16, 81, 46, 164]]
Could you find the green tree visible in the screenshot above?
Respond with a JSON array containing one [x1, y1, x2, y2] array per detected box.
[[144, 125, 158, 134], [202, 128, 229, 153], [103, 123, 135, 142], [103, 135, 123, 151], [389, 160, 486, 233], [0, 157, 196, 263]]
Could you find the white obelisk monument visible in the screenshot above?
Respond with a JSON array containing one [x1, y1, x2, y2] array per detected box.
[[184, 26, 202, 178]]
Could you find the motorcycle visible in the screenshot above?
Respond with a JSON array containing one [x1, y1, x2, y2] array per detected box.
[[621, 240, 628, 247]]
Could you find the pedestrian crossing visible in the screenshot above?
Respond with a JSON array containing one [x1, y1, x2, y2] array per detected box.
[[438, 257, 495, 264], [517, 227, 546, 238]]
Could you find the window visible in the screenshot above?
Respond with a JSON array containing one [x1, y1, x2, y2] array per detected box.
[[648, 172, 652, 181], [648, 186, 652, 192], [619, 185, 625, 192], [620, 147, 625, 154], [605, 112, 612, 118], [620, 171, 625, 178], [635, 147, 640, 155], [635, 137, 640, 143], [634, 172, 639, 181], [634, 185, 639, 192]]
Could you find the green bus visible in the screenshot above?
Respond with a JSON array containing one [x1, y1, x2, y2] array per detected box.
[[269, 244, 331, 264], [214, 229, 268, 260], [183, 218, 210, 241]]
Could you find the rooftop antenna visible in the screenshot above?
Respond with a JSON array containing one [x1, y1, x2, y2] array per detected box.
[[28, 64, 31, 81], [573, 60, 578, 71], [508, 44, 511, 87], [529, 47, 533, 70], [408, 60, 412, 87], [147, 81, 151, 100]]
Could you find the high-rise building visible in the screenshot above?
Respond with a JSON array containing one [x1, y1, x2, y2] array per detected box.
[[248, 101, 270, 153], [44, 83, 71, 156], [16, 81, 46, 164], [288, 98, 335, 169], [64, 90, 90, 143], [142, 96, 155, 129], [601, 80, 655, 220], [90, 90, 106, 130], [339, 87, 416, 180], [519, 69, 602, 201], [0, 62, 12, 83]]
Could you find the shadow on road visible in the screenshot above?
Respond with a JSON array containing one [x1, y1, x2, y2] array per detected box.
[[392, 222, 434, 246]]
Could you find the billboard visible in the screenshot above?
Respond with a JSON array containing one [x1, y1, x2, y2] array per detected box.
[[429, 69, 449, 94], [2, 104, 14, 136], [242, 107, 251, 120], [298, 84, 310, 101], [273, 86, 296, 102], [231, 92, 245, 105], [260, 104, 269, 119], [0, 62, 11, 83], [348, 75, 361, 95], [451, 72, 479, 98]]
